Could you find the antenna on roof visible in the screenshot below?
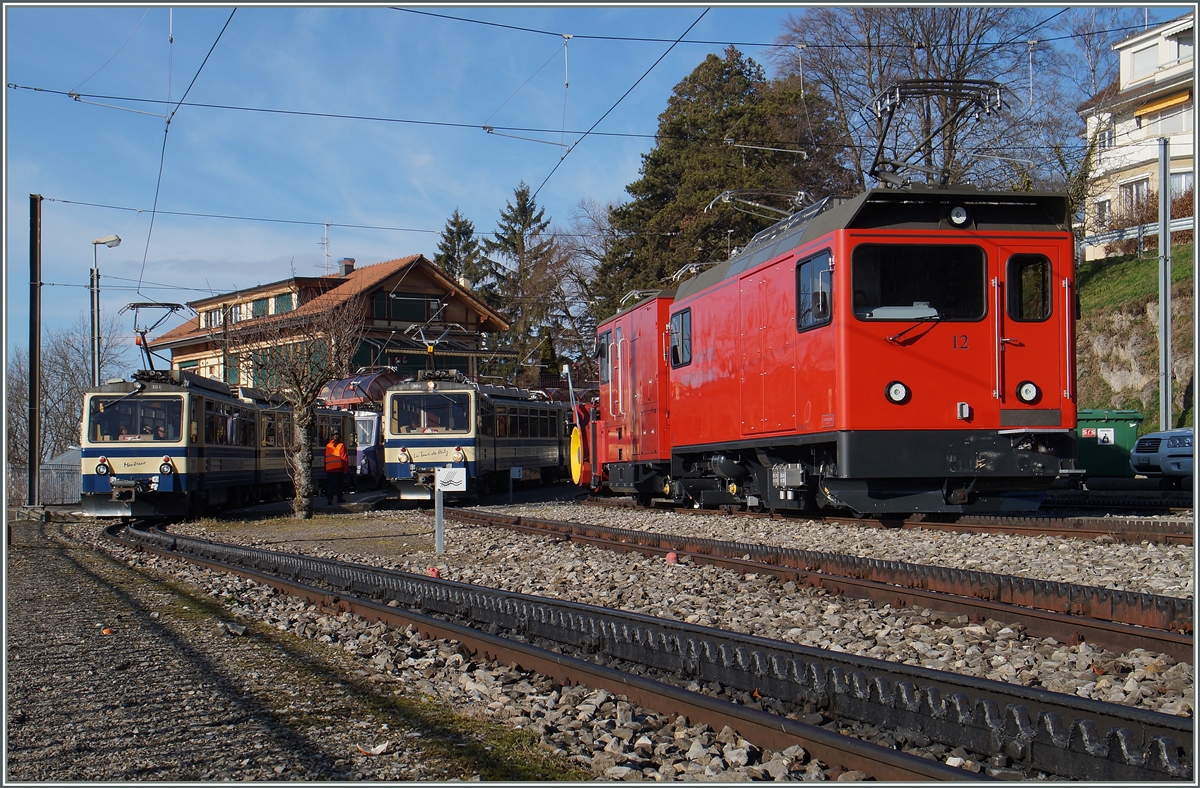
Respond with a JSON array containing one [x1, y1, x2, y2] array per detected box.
[[318, 223, 330, 273]]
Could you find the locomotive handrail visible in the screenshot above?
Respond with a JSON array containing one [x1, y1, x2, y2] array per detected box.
[[991, 277, 1002, 400], [1062, 276, 1073, 399]]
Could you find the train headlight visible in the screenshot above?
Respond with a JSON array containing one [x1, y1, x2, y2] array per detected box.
[[159, 458, 174, 474], [1016, 380, 1040, 404], [95, 461, 110, 475], [885, 380, 911, 404], [397, 448, 411, 464], [452, 447, 465, 463], [948, 205, 970, 227]]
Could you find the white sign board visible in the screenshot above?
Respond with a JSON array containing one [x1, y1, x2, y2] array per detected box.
[[1097, 428, 1115, 445], [510, 466, 523, 480], [436, 467, 467, 491]]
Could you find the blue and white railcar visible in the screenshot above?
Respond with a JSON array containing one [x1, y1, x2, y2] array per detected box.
[[383, 370, 571, 500]]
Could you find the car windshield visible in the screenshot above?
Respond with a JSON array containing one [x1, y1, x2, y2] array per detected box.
[[852, 244, 986, 321], [88, 396, 183, 443], [390, 392, 471, 434]]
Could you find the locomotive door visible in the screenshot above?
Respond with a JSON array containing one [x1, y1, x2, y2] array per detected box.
[[993, 246, 1067, 424], [740, 260, 796, 435]]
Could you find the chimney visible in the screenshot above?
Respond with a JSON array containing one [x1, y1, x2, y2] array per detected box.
[[339, 257, 356, 276]]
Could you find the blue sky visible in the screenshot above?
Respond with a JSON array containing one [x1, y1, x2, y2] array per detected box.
[[4, 4, 1189, 365]]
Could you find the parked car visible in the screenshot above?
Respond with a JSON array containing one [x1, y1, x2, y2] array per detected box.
[[1129, 427, 1194, 489]]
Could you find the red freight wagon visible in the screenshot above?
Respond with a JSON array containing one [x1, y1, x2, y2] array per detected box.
[[574, 186, 1082, 515]]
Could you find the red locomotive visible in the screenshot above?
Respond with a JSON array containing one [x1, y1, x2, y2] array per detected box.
[[571, 186, 1081, 514]]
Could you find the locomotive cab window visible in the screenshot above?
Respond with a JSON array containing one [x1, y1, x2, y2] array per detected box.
[[669, 309, 692, 367], [597, 331, 612, 383], [852, 244, 985, 321], [797, 251, 832, 330], [88, 396, 183, 442], [389, 392, 471, 434], [1007, 254, 1052, 321]]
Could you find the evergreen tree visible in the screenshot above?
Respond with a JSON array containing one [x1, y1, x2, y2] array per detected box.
[[592, 47, 854, 319], [482, 182, 558, 386], [432, 209, 487, 289]]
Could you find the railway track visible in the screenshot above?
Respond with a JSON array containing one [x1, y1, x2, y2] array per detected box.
[[110, 520, 1192, 782], [448, 509, 1193, 663], [582, 496, 1195, 546]]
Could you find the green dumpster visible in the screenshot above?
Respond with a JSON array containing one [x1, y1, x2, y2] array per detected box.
[[1076, 409, 1144, 478]]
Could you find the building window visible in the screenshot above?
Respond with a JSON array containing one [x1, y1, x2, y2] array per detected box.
[[1095, 200, 1112, 229], [1172, 30, 1193, 62], [227, 304, 242, 324], [273, 293, 293, 314], [252, 298, 269, 318], [1119, 178, 1151, 211], [1131, 44, 1158, 82], [202, 309, 223, 329], [668, 309, 692, 368], [390, 292, 429, 322], [1171, 172, 1194, 198], [1097, 124, 1114, 150], [226, 354, 240, 385]]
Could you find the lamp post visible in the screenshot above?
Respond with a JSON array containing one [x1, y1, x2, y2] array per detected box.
[[90, 234, 121, 386]]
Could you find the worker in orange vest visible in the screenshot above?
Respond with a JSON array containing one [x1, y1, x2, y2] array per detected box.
[[325, 431, 348, 505]]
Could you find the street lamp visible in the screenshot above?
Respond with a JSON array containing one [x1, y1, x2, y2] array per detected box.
[[91, 234, 121, 386]]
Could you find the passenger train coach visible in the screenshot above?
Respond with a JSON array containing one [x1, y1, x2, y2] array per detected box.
[[383, 370, 571, 499], [571, 186, 1083, 515], [81, 369, 354, 517]]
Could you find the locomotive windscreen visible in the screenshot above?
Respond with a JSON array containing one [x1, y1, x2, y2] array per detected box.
[[851, 244, 986, 321], [389, 392, 471, 434], [88, 396, 183, 442]]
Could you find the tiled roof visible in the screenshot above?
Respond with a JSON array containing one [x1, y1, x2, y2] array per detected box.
[[152, 255, 507, 348]]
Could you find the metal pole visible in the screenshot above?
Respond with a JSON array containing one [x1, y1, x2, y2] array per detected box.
[[434, 486, 444, 553], [28, 194, 42, 507], [91, 245, 100, 387], [1157, 137, 1173, 430]]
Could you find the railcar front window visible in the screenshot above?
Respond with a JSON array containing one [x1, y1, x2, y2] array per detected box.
[[852, 244, 985, 321], [1007, 254, 1052, 321], [355, 416, 377, 446], [389, 393, 471, 434], [88, 396, 183, 442]]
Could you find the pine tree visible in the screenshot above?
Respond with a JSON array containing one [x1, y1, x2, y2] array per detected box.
[[432, 209, 487, 291], [592, 47, 855, 319], [482, 182, 558, 386]]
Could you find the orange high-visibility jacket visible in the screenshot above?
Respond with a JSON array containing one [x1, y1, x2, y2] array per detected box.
[[325, 439, 349, 473]]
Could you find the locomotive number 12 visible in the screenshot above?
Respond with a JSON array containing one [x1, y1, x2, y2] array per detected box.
[[952, 335, 969, 350]]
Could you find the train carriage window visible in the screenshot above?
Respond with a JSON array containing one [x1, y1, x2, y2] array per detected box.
[[262, 412, 276, 447], [597, 331, 612, 383], [852, 244, 985, 321], [479, 400, 494, 437], [797, 251, 833, 331], [88, 396, 183, 443], [519, 408, 530, 438], [669, 310, 692, 368], [1007, 254, 1052, 322], [509, 409, 519, 438], [495, 406, 507, 438]]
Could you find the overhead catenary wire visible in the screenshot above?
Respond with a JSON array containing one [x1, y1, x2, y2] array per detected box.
[[532, 7, 711, 200], [137, 8, 237, 298]]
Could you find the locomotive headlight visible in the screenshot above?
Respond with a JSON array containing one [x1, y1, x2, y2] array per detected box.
[[885, 380, 911, 404], [1016, 380, 1040, 404], [452, 447, 465, 463], [948, 205, 970, 227], [397, 448, 411, 464], [96, 462, 110, 475], [159, 456, 174, 474]]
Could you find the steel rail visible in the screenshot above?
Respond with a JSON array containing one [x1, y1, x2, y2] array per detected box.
[[449, 509, 1193, 662], [104, 522, 978, 782], [582, 496, 1194, 545], [112, 522, 1192, 781]]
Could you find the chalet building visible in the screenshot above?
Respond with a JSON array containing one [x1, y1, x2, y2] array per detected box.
[[151, 255, 512, 383], [1077, 12, 1194, 260]]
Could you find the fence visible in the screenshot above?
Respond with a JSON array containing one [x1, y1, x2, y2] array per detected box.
[[6, 464, 82, 506]]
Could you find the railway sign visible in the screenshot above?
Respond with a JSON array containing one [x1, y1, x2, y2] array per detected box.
[[436, 467, 466, 491]]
